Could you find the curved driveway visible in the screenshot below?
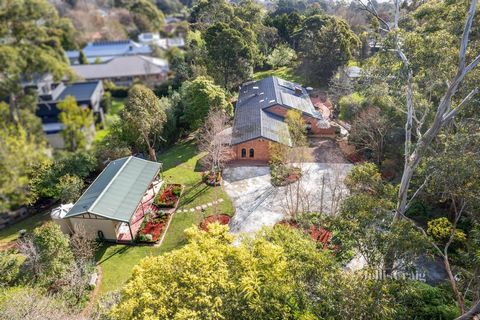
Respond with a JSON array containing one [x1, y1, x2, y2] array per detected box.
[[223, 163, 353, 234]]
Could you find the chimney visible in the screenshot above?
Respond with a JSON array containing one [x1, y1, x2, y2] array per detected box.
[[294, 86, 302, 96]]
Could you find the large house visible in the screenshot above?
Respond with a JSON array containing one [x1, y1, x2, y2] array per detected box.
[[52, 156, 163, 243], [66, 40, 152, 65], [71, 55, 169, 87], [35, 80, 104, 148], [230, 76, 336, 162]]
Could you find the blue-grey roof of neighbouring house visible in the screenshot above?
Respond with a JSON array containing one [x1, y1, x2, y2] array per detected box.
[[57, 81, 103, 102], [66, 40, 152, 63], [65, 156, 162, 222], [71, 56, 168, 80], [231, 76, 327, 145]]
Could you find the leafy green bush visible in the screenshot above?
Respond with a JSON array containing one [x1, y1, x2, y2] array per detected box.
[[0, 251, 21, 286], [104, 81, 129, 98], [100, 91, 112, 114], [32, 150, 96, 200], [267, 44, 297, 68], [339, 92, 365, 121], [56, 174, 84, 203]]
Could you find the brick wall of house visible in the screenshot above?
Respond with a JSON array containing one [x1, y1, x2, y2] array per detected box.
[[231, 138, 271, 162], [265, 105, 336, 137]]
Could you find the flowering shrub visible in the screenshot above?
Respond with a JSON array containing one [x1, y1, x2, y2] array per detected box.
[[154, 184, 182, 208], [137, 213, 169, 243]]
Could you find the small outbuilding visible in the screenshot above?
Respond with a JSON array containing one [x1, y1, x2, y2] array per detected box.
[[54, 156, 163, 243]]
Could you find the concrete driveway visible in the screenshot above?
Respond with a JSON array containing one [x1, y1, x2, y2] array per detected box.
[[223, 162, 353, 234]]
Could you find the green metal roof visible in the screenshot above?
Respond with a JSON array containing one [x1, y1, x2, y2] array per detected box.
[[66, 156, 162, 222]]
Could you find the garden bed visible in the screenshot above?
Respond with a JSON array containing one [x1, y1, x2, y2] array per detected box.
[[277, 220, 333, 249], [270, 165, 302, 187], [200, 214, 231, 231], [137, 212, 169, 243], [153, 184, 182, 208], [202, 170, 222, 186]]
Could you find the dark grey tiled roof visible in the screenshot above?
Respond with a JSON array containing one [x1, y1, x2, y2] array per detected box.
[[57, 81, 102, 102], [231, 76, 325, 145]]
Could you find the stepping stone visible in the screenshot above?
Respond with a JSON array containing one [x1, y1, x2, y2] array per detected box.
[[195, 206, 201, 210], [189, 208, 195, 212], [207, 203, 213, 207], [218, 198, 224, 202], [201, 205, 207, 209]]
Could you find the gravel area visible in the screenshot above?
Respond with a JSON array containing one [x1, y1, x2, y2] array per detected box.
[[223, 163, 353, 234]]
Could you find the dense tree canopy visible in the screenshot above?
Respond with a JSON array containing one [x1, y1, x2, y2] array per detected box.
[[0, 107, 49, 211], [0, 0, 74, 121], [180, 76, 231, 130], [295, 15, 360, 84], [204, 23, 254, 89], [120, 85, 167, 161]]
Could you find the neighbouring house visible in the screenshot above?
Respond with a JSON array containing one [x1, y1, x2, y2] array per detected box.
[[35, 81, 104, 148], [52, 156, 163, 243], [71, 55, 169, 87], [65, 40, 152, 65], [138, 32, 185, 50], [229, 76, 337, 162]]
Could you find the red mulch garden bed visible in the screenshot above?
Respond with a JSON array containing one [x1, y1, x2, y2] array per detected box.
[[153, 184, 182, 208], [277, 220, 333, 249], [137, 212, 169, 243], [200, 214, 231, 231]]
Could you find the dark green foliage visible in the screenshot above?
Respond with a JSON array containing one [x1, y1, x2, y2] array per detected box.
[[180, 76, 231, 130], [265, 12, 303, 46], [100, 92, 112, 114], [79, 50, 88, 65], [32, 151, 97, 200], [27, 222, 75, 283], [104, 82, 129, 98], [156, 0, 185, 14], [0, 251, 21, 286], [390, 281, 460, 319], [295, 15, 360, 84], [204, 23, 254, 89], [115, 0, 165, 32]]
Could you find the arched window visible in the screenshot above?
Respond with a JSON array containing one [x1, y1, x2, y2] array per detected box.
[[249, 148, 254, 158], [241, 148, 247, 158]]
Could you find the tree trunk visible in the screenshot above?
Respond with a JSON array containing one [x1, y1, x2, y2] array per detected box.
[[455, 300, 480, 320], [145, 139, 157, 162], [444, 255, 466, 314]]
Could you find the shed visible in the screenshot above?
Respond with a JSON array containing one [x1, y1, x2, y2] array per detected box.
[[55, 156, 163, 243]]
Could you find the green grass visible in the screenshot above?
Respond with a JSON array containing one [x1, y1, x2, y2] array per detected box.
[[95, 139, 234, 294], [110, 98, 125, 115], [0, 211, 50, 246], [94, 98, 124, 142], [253, 66, 305, 84], [0, 139, 234, 295]]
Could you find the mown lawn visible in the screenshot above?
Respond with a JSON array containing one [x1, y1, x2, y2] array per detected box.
[[254, 66, 305, 84], [94, 97, 125, 143], [0, 211, 50, 246], [95, 139, 234, 294], [0, 139, 234, 295]]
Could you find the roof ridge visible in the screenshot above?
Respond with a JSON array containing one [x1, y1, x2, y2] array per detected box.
[[87, 156, 133, 213]]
